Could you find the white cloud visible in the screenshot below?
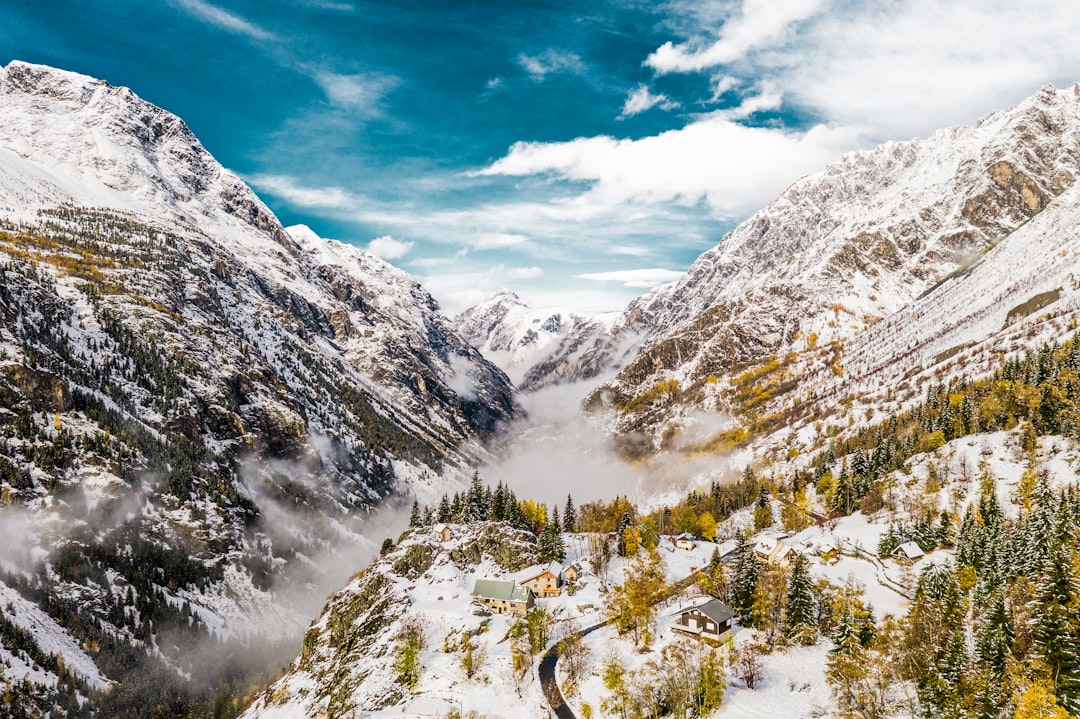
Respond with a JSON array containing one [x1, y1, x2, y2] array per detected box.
[[774, 0, 1080, 139], [508, 266, 544, 280], [471, 232, 529, 250], [648, 0, 1080, 141], [247, 174, 359, 209], [478, 117, 857, 218], [709, 86, 782, 120], [367, 235, 413, 259], [619, 85, 680, 119], [314, 72, 397, 112], [708, 74, 739, 103], [518, 49, 586, 82], [576, 268, 685, 288], [173, 0, 274, 41], [646, 0, 823, 74]]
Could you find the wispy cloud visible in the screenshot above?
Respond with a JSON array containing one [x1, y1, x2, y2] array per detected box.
[[247, 173, 360, 209], [299, 0, 355, 10], [647, 0, 823, 74], [619, 85, 679, 119], [508, 266, 544, 280], [517, 49, 586, 82], [367, 235, 413, 259], [173, 0, 275, 41], [472, 232, 529, 250], [576, 268, 684, 288], [313, 71, 398, 112]]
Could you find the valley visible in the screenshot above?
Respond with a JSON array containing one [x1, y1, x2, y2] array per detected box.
[[2, 58, 1080, 719]]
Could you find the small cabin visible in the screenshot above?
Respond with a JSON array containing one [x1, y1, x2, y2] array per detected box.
[[562, 558, 590, 583], [471, 579, 534, 617], [892, 541, 925, 566], [671, 599, 735, 641], [516, 561, 563, 597], [673, 533, 697, 551], [433, 523, 452, 542]]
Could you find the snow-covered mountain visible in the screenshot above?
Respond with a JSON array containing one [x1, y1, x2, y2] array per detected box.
[[554, 83, 1080, 439], [0, 60, 516, 715], [453, 289, 617, 388]]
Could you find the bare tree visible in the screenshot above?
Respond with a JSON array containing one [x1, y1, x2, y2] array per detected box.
[[588, 532, 613, 584], [732, 642, 765, 690]]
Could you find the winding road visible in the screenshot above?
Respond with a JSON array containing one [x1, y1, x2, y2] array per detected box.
[[538, 573, 700, 718], [538, 619, 610, 719]]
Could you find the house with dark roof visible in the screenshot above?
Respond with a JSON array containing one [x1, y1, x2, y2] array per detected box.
[[671, 599, 735, 640], [562, 558, 590, 583], [471, 579, 534, 617]]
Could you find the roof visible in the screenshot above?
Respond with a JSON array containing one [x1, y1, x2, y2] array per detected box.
[[674, 532, 696, 540], [563, 558, 590, 574], [894, 542, 925, 559], [471, 579, 531, 603], [775, 541, 796, 556], [673, 598, 735, 625], [516, 561, 562, 583], [433, 523, 450, 532]]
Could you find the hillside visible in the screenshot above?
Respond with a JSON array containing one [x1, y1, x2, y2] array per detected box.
[[0, 60, 517, 716], [255, 333, 1080, 719], [563, 83, 1080, 461]]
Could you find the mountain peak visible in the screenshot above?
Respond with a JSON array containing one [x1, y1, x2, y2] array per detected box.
[[2, 60, 105, 102]]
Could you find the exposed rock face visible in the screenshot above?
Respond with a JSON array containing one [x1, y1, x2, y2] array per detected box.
[[531, 83, 1080, 426]]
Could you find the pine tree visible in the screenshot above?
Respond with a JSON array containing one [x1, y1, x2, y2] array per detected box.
[[564, 494, 576, 533], [730, 531, 760, 621], [408, 500, 421, 527], [975, 591, 1013, 680], [753, 485, 772, 531], [784, 554, 818, 644], [437, 494, 452, 523], [465, 471, 487, 521], [1032, 544, 1080, 713]]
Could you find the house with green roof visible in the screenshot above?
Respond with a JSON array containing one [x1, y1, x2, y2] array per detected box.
[[471, 579, 534, 617]]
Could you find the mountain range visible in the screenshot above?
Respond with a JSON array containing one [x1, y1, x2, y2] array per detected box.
[[3, 57, 1080, 718]]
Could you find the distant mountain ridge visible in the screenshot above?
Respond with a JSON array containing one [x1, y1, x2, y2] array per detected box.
[[453, 288, 616, 387]]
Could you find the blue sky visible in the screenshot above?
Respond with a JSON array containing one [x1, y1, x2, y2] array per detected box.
[[4, 1, 1080, 315]]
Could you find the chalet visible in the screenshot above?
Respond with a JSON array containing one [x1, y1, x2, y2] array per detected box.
[[892, 542, 925, 566], [799, 535, 842, 561], [471, 579, 534, 617], [433, 523, 452, 542], [562, 558, 590, 583], [516, 561, 563, 597], [754, 538, 798, 567], [671, 599, 735, 641], [673, 533, 697, 551]]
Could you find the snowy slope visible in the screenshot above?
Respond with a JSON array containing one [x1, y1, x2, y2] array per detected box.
[[0, 59, 517, 714], [242, 522, 544, 719], [562, 82, 1080, 437]]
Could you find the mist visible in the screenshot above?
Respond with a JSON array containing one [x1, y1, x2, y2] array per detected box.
[[482, 381, 748, 512]]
